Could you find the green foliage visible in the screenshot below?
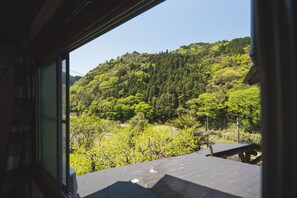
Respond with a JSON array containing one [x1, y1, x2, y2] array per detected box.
[[69, 37, 262, 175], [212, 68, 241, 85], [70, 37, 257, 130], [225, 37, 250, 54], [94, 127, 134, 168], [155, 93, 178, 122], [209, 124, 261, 144], [69, 75, 82, 86], [70, 36, 259, 130], [170, 114, 200, 130], [196, 92, 225, 118], [70, 153, 92, 175], [134, 102, 154, 121], [129, 112, 149, 132], [70, 116, 103, 150], [70, 116, 200, 175], [225, 86, 261, 132], [133, 125, 198, 161], [70, 116, 119, 172]]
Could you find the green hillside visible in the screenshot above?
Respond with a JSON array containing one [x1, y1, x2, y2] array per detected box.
[[69, 37, 261, 175], [70, 37, 260, 132], [69, 75, 82, 85]]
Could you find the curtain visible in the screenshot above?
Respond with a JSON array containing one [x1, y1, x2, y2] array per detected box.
[[0, 57, 35, 197]]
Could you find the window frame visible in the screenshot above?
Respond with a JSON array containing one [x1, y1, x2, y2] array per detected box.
[[32, 1, 166, 197], [35, 54, 71, 197], [32, 0, 297, 197], [57, 54, 70, 191], [37, 61, 58, 180]]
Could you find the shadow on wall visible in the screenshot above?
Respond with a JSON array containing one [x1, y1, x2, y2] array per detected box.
[[83, 174, 239, 198]]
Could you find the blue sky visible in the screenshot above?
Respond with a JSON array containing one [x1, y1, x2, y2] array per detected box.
[[70, 0, 251, 76]]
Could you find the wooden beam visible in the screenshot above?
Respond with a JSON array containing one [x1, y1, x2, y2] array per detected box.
[[245, 152, 251, 163], [251, 155, 262, 165], [209, 145, 214, 156], [213, 144, 261, 158], [239, 152, 247, 163]]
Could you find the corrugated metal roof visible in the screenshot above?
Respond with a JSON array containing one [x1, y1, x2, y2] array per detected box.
[[77, 143, 261, 198]]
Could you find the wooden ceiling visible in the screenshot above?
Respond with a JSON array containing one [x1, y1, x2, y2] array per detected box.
[[32, 0, 164, 59], [0, 0, 163, 55], [0, 0, 46, 46]]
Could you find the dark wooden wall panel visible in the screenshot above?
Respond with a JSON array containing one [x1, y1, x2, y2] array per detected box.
[[254, 0, 297, 197]]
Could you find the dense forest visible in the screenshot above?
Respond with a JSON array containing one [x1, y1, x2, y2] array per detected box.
[[70, 37, 261, 175], [69, 75, 82, 85]]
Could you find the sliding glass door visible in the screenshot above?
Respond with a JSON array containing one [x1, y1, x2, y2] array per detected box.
[[38, 54, 70, 192], [39, 62, 58, 180], [60, 55, 70, 188]]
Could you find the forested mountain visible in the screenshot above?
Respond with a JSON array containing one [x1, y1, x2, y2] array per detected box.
[[70, 37, 260, 132], [70, 37, 261, 174], [69, 75, 82, 85]]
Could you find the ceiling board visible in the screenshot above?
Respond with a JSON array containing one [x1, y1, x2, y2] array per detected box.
[[0, 0, 46, 46]]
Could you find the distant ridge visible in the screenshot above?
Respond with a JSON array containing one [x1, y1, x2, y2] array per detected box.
[[70, 37, 260, 131]]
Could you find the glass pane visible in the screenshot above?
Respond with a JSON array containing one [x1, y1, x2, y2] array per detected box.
[[61, 59, 67, 185], [62, 122, 67, 185], [62, 60, 66, 120], [39, 63, 57, 180]]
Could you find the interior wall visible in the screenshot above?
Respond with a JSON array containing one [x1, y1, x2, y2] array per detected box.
[[0, 44, 18, 65], [0, 44, 17, 172], [31, 180, 45, 198]]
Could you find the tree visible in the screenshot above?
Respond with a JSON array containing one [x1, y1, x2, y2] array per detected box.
[[113, 103, 134, 122], [155, 93, 177, 121], [171, 114, 200, 130], [134, 125, 198, 161], [94, 128, 134, 168], [70, 37, 254, 125], [134, 102, 154, 121], [225, 86, 260, 132], [70, 116, 103, 172], [196, 92, 225, 119], [70, 116, 103, 149]]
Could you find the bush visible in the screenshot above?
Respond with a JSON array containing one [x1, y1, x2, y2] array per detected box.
[[70, 153, 92, 175], [209, 124, 261, 144], [170, 114, 200, 130]]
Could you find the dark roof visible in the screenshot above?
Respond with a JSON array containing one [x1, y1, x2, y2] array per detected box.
[[77, 143, 261, 198], [243, 66, 260, 85]]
